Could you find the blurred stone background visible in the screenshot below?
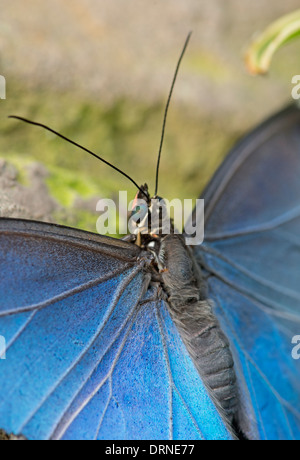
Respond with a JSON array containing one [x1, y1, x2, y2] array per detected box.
[[0, 0, 299, 232]]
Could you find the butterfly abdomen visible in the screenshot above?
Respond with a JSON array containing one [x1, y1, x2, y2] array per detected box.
[[157, 234, 238, 431]]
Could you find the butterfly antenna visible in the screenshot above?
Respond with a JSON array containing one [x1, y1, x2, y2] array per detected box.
[[8, 115, 148, 198], [154, 31, 192, 197]]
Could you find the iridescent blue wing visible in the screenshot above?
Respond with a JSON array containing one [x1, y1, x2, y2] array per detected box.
[[193, 104, 300, 440], [0, 218, 232, 440]]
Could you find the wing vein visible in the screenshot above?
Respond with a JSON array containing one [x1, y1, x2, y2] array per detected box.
[[16, 263, 147, 435], [199, 244, 300, 303], [155, 301, 206, 440], [205, 205, 300, 241], [213, 295, 300, 425], [0, 263, 137, 317], [50, 275, 149, 439]]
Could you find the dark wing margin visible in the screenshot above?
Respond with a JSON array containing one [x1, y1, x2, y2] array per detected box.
[[0, 218, 232, 439], [0, 218, 141, 258], [199, 103, 300, 231], [0, 218, 143, 314], [193, 104, 300, 439]]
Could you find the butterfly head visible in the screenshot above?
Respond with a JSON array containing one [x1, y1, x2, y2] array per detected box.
[[130, 183, 172, 248]]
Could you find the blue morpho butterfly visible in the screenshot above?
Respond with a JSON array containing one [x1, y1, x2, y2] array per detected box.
[[0, 33, 300, 441]]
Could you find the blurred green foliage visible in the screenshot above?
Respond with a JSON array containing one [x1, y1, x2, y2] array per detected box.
[[246, 9, 300, 74], [0, 79, 242, 232]]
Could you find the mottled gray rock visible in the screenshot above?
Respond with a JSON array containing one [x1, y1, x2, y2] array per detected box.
[[0, 159, 59, 221], [0, 1, 298, 222]]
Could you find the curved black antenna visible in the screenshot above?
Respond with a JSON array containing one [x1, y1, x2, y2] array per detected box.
[[154, 31, 192, 197], [8, 115, 148, 198]]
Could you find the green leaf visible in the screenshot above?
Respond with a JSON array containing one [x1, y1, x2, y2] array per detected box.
[[245, 9, 300, 75]]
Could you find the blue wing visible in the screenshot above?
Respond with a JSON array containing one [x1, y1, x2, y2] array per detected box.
[[0, 218, 232, 440], [193, 105, 300, 440]]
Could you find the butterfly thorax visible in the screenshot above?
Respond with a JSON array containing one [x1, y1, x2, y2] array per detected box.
[[130, 184, 240, 438]]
